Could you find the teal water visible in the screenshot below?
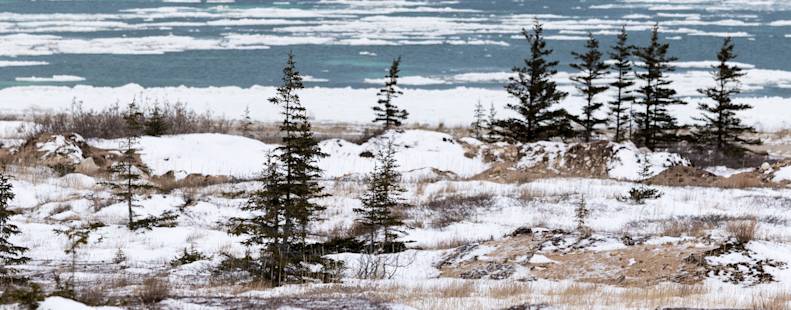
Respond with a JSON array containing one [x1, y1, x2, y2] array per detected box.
[[0, 0, 788, 96]]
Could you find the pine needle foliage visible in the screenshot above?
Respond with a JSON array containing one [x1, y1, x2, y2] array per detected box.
[[694, 37, 759, 154], [570, 33, 610, 142], [355, 140, 407, 254], [496, 19, 573, 143], [609, 26, 636, 142], [373, 57, 408, 129]]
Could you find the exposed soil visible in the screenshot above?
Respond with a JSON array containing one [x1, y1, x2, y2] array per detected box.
[[437, 228, 784, 288]]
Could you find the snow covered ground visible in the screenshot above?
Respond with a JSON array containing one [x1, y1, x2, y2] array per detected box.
[[2, 126, 791, 309]]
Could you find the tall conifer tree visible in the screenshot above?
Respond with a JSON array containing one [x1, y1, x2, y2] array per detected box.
[[694, 37, 759, 153], [609, 26, 636, 142], [633, 25, 685, 150], [496, 19, 572, 143], [471, 101, 486, 140], [231, 52, 328, 285], [106, 101, 150, 229], [570, 33, 609, 142], [373, 57, 408, 129]]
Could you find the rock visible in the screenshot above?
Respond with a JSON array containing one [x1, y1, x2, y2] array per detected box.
[[58, 173, 97, 189], [75, 157, 100, 175], [760, 162, 772, 173]]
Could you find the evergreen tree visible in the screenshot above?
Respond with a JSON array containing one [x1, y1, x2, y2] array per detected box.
[[633, 25, 686, 150], [144, 105, 168, 137], [496, 19, 573, 143], [354, 141, 406, 254], [271, 53, 328, 249], [694, 37, 759, 153], [485, 103, 499, 142], [373, 57, 408, 129], [570, 33, 609, 142], [241, 105, 254, 137], [230, 155, 288, 282], [609, 26, 636, 142], [618, 155, 663, 204], [575, 197, 591, 238], [230, 52, 329, 285], [53, 222, 103, 297], [470, 101, 486, 139], [106, 101, 151, 229], [0, 174, 29, 284]]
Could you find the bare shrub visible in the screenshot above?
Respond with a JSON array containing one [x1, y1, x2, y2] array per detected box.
[[34, 100, 231, 139], [354, 253, 415, 280], [514, 187, 545, 202], [134, 277, 170, 305], [423, 193, 493, 228], [726, 218, 758, 243], [436, 281, 476, 298], [661, 218, 712, 238]]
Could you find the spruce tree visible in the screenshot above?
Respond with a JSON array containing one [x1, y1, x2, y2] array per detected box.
[[272, 53, 328, 248], [633, 25, 686, 150], [53, 222, 103, 297], [694, 37, 759, 153], [230, 155, 288, 282], [354, 141, 406, 254], [241, 105, 254, 137], [471, 101, 486, 140], [485, 103, 499, 142], [144, 105, 168, 137], [570, 33, 609, 142], [373, 57, 408, 129], [234, 52, 328, 285], [106, 101, 151, 229], [618, 155, 663, 204], [609, 26, 636, 142], [497, 19, 573, 143], [0, 174, 29, 284]]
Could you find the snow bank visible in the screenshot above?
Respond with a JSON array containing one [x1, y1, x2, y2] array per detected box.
[[319, 130, 488, 179], [89, 130, 488, 179], [91, 133, 277, 179], [38, 297, 122, 310], [608, 143, 689, 181], [773, 166, 791, 182]]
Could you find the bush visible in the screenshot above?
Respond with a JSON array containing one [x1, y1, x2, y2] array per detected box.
[[34, 100, 231, 139], [726, 218, 758, 243], [0, 283, 45, 310], [618, 185, 662, 205], [170, 247, 209, 267], [134, 277, 170, 305], [423, 194, 493, 228], [128, 211, 179, 231]]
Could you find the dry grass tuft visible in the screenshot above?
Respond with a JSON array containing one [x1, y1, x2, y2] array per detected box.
[[750, 292, 791, 310], [134, 277, 170, 305], [726, 218, 759, 243], [661, 218, 713, 238]]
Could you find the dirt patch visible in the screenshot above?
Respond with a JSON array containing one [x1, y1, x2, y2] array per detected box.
[[646, 166, 778, 189], [438, 228, 783, 287], [534, 242, 709, 286], [646, 166, 721, 187]]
